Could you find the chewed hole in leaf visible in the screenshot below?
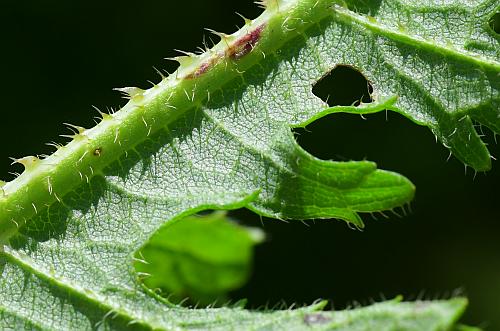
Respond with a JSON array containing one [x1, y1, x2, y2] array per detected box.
[[293, 110, 428, 166], [489, 12, 500, 34], [312, 65, 373, 107], [134, 211, 263, 307]]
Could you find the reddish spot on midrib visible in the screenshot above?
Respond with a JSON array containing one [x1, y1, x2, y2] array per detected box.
[[185, 24, 266, 79], [229, 23, 266, 60]]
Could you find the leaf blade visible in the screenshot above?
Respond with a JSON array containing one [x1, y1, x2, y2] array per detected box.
[[1, 0, 497, 329]]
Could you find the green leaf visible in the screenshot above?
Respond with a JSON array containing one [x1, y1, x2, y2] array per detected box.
[[135, 211, 264, 305], [0, 0, 497, 329], [452, 325, 483, 331]]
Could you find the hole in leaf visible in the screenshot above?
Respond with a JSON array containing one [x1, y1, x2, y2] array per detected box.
[[489, 12, 500, 34], [312, 65, 373, 107]]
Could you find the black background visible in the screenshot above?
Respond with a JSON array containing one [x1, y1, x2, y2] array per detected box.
[[0, 1, 499, 329]]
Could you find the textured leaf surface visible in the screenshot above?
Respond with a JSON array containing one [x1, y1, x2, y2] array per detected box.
[[135, 211, 264, 305], [0, 0, 497, 329], [333, 0, 500, 171]]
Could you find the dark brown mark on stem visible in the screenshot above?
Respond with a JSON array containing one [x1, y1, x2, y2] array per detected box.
[[228, 24, 265, 60], [185, 24, 266, 79], [93, 147, 102, 157], [186, 57, 220, 79]]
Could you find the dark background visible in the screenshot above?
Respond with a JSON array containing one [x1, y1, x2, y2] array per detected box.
[[0, 1, 498, 329]]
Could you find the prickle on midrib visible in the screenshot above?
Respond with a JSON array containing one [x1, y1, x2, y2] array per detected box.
[[0, 0, 336, 242]]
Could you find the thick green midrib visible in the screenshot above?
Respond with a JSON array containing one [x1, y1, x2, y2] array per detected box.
[[0, 0, 335, 243], [333, 5, 500, 71], [0, 247, 161, 331], [1, 0, 498, 241], [3, 0, 494, 242]]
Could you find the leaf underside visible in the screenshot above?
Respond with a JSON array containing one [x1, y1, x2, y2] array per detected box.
[[0, 0, 498, 329]]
